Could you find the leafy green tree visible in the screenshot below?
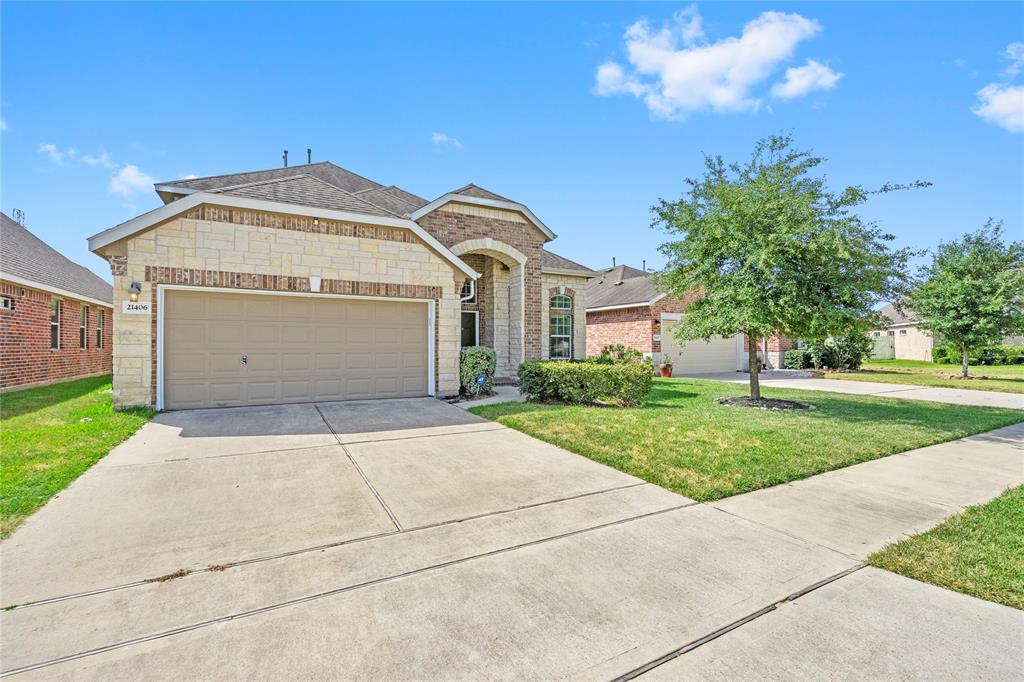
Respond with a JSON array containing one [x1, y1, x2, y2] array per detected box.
[[906, 221, 1024, 377], [654, 134, 922, 400]]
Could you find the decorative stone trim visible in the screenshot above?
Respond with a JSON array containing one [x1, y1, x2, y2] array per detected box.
[[144, 266, 441, 300], [183, 205, 418, 244], [108, 255, 128, 276]]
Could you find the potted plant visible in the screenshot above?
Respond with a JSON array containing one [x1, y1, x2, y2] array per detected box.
[[659, 358, 673, 377]]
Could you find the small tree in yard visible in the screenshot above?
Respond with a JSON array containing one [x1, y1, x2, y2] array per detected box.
[[654, 134, 922, 401], [906, 221, 1024, 378]]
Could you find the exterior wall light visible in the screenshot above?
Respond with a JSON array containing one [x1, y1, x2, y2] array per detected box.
[[128, 282, 142, 302]]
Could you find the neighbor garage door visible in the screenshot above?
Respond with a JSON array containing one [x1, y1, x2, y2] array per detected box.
[[661, 318, 738, 373], [163, 290, 429, 410]]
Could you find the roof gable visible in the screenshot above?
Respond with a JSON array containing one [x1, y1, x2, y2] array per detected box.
[[1, 213, 113, 305], [158, 162, 384, 197], [586, 265, 662, 310], [212, 175, 399, 218], [449, 183, 514, 203], [541, 249, 594, 275]]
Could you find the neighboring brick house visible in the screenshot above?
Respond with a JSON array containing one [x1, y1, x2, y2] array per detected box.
[[586, 264, 793, 373], [1, 213, 113, 391], [87, 162, 593, 410]]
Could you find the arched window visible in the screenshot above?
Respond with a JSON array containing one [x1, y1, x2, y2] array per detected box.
[[549, 295, 573, 359], [550, 294, 572, 310]]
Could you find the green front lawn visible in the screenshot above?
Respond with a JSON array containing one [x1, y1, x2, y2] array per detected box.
[[870, 486, 1024, 610], [0, 376, 153, 538], [469, 378, 1022, 502], [825, 360, 1024, 394]]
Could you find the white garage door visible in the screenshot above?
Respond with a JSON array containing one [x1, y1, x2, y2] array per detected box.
[[162, 290, 430, 410], [661, 318, 739, 373]]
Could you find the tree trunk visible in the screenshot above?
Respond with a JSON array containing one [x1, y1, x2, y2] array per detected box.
[[961, 348, 969, 379], [748, 334, 761, 400]]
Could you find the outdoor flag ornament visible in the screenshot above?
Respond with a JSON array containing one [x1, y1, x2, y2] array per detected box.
[[128, 281, 142, 302]]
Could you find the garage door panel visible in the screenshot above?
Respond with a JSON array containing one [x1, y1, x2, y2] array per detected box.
[[163, 290, 429, 409], [662, 319, 738, 373]]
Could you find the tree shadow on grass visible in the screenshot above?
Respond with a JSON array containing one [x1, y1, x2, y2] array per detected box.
[[0, 375, 113, 420]]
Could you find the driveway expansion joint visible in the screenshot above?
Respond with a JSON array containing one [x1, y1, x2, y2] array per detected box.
[[611, 564, 867, 681], [315, 405, 403, 531], [0, 502, 696, 677]]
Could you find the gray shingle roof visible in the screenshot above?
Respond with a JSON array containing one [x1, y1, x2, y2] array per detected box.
[[879, 303, 918, 326], [162, 162, 384, 195], [541, 249, 593, 274], [352, 186, 427, 216], [586, 265, 661, 310], [1, 212, 113, 304], [211, 175, 399, 217], [449, 183, 514, 203]]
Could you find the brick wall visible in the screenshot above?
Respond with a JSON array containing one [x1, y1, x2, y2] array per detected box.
[[585, 306, 655, 357], [0, 281, 113, 391], [415, 205, 546, 361]]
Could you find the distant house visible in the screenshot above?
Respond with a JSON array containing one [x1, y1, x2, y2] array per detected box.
[[1, 213, 113, 391], [585, 264, 795, 373], [868, 303, 935, 361]]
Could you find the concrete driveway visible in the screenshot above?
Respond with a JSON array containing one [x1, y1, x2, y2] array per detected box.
[[2, 399, 1020, 680]]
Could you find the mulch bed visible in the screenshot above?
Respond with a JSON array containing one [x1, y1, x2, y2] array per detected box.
[[715, 397, 815, 411]]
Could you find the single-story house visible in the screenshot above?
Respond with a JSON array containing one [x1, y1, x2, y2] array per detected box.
[[585, 264, 794, 372], [868, 303, 935, 361], [1, 212, 113, 391], [87, 161, 593, 410]]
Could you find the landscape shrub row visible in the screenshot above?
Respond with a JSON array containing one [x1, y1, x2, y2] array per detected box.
[[518, 360, 652, 406], [931, 344, 1024, 365], [782, 335, 872, 371]]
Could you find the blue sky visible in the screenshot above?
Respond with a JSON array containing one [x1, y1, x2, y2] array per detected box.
[[2, 2, 1022, 282]]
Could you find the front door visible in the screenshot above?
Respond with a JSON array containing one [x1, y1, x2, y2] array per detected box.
[[461, 311, 478, 347]]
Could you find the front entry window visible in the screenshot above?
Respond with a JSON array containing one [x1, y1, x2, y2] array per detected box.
[[461, 311, 478, 347], [550, 315, 572, 359]]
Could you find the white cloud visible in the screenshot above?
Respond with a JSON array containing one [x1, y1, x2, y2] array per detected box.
[[594, 6, 833, 118], [181, 173, 198, 180], [431, 132, 463, 149], [1003, 41, 1024, 78], [0, 119, 7, 132], [80, 151, 117, 168], [771, 59, 844, 99], [972, 43, 1024, 133], [973, 83, 1024, 133], [109, 164, 157, 196], [38, 143, 76, 165]]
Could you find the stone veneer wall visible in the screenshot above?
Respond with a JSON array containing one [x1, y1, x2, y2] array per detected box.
[[100, 209, 462, 408], [540, 275, 589, 360]]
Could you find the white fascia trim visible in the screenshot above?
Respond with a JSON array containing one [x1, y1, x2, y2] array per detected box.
[[586, 297, 663, 313], [1, 273, 113, 308], [153, 184, 199, 196], [88, 192, 479, 279], [586, 302, 651, 313], [409, 194, 556, 241], [540, 267, 596, 278]]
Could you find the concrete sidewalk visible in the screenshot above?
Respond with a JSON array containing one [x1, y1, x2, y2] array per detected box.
[[714, 421, 1024, 559], [682, 371, 1024, 409]]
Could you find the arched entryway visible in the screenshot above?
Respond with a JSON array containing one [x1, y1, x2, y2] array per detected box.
[[451, 238, 526, 379]]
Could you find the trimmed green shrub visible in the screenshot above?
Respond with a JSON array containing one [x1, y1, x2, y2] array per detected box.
[[783, 348, 813, 369], [594, 344, 655, 369], [518, 361, 652, 407], [932, 343, 1024, 365], [460, 346, 497, 395], [803, 334, 873, 370]]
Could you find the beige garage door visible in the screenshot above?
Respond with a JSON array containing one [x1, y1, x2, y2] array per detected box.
[[163, 290, 429, 410], [661, 319, 738, 373]]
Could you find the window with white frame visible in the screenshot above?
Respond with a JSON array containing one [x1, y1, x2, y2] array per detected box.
[[549, 294, 573, 359], [460, 279, 476, 304], [550, 314, 572, 359], [899, 329, 907, 336], [96, 309, 104, 348], [80, 306, 88, 348], [50, 299, 60, 349], [550, 294, 572, 310]]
